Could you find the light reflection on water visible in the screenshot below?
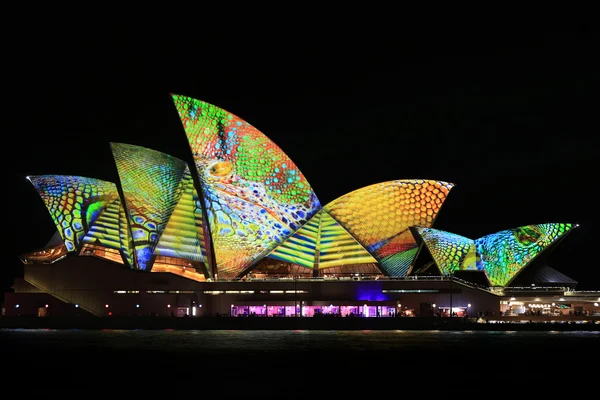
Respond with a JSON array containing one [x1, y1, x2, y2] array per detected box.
[[1, 329, 598, 356]]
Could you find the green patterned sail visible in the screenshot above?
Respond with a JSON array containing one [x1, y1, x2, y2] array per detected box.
[[172, 94, 321, 279], [154, 166, 209, 263], [411, 227, 477, 275], [410, 224, 577, 287], [28, 175, 119, 252], [475, 223, 576, 286], [111, 143, 188, 271]]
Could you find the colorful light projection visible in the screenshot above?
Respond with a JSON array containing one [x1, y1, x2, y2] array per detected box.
[[111, 143, 188, 271], [81, 197, 137, 268], [27, 175, 119, 252], [475, 223, 575, 286], [154, 166, 209, 264], [411, 223, 576, 286], [410, 227, 477, 275], [172, 94, 321, 279], [268, 210, 377, 269], [324, 180, 454, 276]]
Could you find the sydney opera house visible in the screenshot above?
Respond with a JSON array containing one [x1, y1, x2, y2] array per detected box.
[[4, 94, 599, 320]]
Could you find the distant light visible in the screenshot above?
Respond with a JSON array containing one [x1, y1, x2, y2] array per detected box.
[[45, 304, 49, 308], [199, 304, 202, 308], [105, 304, 109, 308], [167, 304, 171, 308], [75, 304, 79, 308], [595, 303, 599, 307], [467, 304, 471, 308], [136, 304, 140, 308], [559, 298, 565, 301], [15, 304, 19, 308], [231, 304, 234, 308], [432, 304, 436, 308], [330, 304, 333, 308], [397, 303, 401, 308], [552, 303, 555, 307], [263, 304, 266, 308], [510, 297, 516, 301], [531, 284, 535, 286]]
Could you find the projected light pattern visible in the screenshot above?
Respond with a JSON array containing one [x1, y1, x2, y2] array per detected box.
[[28, 175, 119, 252], [411, 227, 477, 275], [475, 223, 574, 286], [324, 180, 454, 276], [268, 210, 376, 269], [118, 201, 135, 268], [111, 143, 188, 271], [155, 166, 209, 263], [82, 198, 121, 250], [172, 94, 321, 278]]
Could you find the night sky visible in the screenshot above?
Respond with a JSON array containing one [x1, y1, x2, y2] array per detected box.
[[5, 24, 599, 291]]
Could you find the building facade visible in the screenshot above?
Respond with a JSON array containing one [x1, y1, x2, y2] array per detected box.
[[7, 94, 598, 321]]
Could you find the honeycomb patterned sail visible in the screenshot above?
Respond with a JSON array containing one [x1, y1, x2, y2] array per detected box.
[[268, 210, 377, 269], [172, 94, 321, 279], [324, 179, 454, 276], [154, 166, 209, 263], [410, 227, 477, 275], [28, 175, 119, 252], [111, 143, 188, 271], [475, 223, 576, 286]]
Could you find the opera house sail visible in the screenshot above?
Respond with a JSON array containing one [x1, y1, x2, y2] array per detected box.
[[410, 223, 577, 286]]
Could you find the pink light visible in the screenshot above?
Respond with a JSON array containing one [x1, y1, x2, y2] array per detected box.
[[105, 304, 109, 308]]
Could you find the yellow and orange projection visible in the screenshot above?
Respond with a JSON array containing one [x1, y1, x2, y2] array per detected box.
[[324, 180, 454, 276]]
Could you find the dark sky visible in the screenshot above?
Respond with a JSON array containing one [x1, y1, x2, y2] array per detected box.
[[4, 23, 599, 291]]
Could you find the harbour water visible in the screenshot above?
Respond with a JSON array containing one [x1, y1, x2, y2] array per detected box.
[[2, 329, 598, 394]]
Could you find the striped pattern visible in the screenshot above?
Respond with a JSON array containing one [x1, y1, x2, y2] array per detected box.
[[155, 167, 208, 263], [268, 210, 376, 269], [111, 142, 188, 271], [118, 200, 135, 268], [82, 198, 122, 250]]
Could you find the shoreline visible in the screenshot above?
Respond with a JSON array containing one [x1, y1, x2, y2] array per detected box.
[[1, 316, 598, 331]]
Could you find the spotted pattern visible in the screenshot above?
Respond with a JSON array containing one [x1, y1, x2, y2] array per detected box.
[[324, 179, 454, 276], [172, 95, 321, 278], [411, 227, 477, 275], [28, 175, 118, 252], [475, 223, 575, 286]]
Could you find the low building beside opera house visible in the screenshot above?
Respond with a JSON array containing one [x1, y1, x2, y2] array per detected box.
[[5, 95, 599, 321]]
